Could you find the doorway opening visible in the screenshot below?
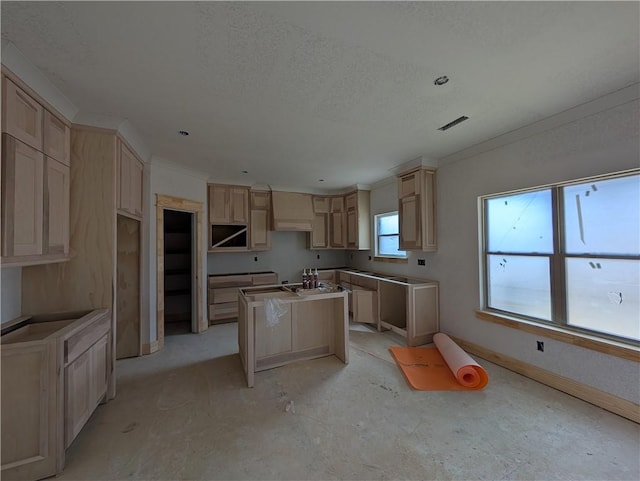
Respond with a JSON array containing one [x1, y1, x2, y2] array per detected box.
[[163, 209, 194, 336], [155, 194, 205, 352]]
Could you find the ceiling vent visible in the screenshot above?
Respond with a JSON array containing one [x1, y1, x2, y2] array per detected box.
[[438, 116, 469, 131]]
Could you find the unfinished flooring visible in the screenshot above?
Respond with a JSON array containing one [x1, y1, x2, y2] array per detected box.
[[60, 323, 639, 480]]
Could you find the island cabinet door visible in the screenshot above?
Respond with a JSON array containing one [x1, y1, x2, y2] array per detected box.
[[254, 306, 292, 360], [352, 288, 377, 325]]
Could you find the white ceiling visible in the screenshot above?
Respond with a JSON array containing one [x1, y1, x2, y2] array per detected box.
[[2, 1, 639, 191]]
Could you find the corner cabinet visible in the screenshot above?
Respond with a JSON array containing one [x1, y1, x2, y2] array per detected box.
[[1, 73, 71, 266], [397, 167, 437, 251]]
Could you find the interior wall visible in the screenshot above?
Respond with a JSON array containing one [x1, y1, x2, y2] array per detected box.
[[208, 231, 347, 284], [350, 98, 640, 404], [1, 267, 22, 323]]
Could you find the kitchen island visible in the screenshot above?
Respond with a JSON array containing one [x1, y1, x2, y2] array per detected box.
[[238, 284, 349, 387]]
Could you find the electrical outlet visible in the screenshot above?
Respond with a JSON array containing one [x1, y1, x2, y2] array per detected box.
[[317, 254, 320, 259], [254, 256, 258, 262], [281, 280, 289, 284], [418, 259, 426, 266], [350, 253, 354, 260], [368, 256, 372, 260], [537, 341, 544, 352]]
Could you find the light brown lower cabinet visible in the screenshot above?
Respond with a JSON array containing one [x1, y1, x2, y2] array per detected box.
[[1, 309, 111, 481], [338, 269, 439, 346]]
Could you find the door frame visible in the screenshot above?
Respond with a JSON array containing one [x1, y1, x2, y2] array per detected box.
[[155, 194, 205, 350]]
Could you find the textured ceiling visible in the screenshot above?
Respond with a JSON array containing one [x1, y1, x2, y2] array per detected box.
[[2, 1, 639, 190]]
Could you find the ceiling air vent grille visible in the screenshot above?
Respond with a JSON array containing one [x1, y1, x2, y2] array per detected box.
[[438, 115, 469, 131]]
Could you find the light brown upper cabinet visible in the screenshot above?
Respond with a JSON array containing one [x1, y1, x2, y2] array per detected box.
[[397, 167, 437, 251], [45, 156, 70, 255], [1, 74, 72, 266], [1, 135, 45, 258], [345, 190, 371, 250], [44, 109, 70, 166], [250, 190, 271, 251], [117, 141, 144, 219], [329, 196, 346, 248], [2, 77, 43, 150], [208, 184, 249, 225], [309, 196, 330, 249]]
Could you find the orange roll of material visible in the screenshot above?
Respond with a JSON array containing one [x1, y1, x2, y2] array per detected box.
[[433, 333, 488, 389]]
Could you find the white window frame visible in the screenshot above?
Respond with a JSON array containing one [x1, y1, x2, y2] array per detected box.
[[374, 211, 407, 259], [479, 169, 639, 346]]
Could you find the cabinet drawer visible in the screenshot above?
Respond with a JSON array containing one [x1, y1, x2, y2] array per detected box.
[[65, 314, 110, 364], [209, 274, 252, 288], [209, 302, 238, 320], [252, 273, 278, 285], [351, 275, 377, 290], [338, 271, 351, 284], [213, 287, 240, 304]]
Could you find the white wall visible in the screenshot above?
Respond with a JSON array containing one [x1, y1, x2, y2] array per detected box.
[[1, 267, 22, 323], [351, 98, 640, 403], [208, 231, 347, 284]]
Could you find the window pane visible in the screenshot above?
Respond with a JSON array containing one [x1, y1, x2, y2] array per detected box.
[[566, 258, 640, 341], [379, 235, 405, 256], [563, 175, 640, 255], [486, 190, 553, 254], [487, 254, 551, 320], [378, 214, 399, 235]]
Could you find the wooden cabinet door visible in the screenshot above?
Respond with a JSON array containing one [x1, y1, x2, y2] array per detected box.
[[250, 191, 270, 250], [118, 143, 143, 218], [45, 157, 70, 255], [346, 209, 357, 248], [2, 78, 43, 150], [250, 209, 269, 250], [352, 288, 377, 325], [230, 187, 249, 224], [330, 212, 345, 248], [311, 213, 328, 248], [65, 348, 92, 447], [399, 195, 421, 250], [1, 340, 59, 481], [1, 135, 44, 257], [91, 335, 109, 404], [43, 110, 70, 166], [209, 185, 230, 223]]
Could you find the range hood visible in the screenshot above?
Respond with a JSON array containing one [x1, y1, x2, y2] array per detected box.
[[271, 191, 314, 231]]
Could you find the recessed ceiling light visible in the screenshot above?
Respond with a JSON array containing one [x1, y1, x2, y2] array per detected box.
[[433, 76, 449, 86], [178, 130, 189, 136], [241, 170, 248, 174], [319, 179, 325, 182]]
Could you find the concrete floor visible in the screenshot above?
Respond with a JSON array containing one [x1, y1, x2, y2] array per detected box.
[[59, 323, 640, 480]]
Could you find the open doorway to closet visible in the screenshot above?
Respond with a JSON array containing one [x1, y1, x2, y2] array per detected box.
[[163, 209, 194, 335], [156, 194, 205, 351]]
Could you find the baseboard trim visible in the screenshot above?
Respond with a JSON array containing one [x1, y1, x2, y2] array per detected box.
[[141, 340, 159, 355], [449, 335, 639, 424]]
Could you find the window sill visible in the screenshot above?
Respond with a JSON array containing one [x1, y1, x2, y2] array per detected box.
[[475, 310, 639, 362], [373, 256, 408, 264]]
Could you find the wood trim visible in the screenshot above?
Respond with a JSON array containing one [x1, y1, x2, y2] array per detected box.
[[69, 123, 118, 135], [476, 310, 640, 362], [373, 256, 408, 264], [449, 335, 640, 424], [155, 194, 205, 351], [141, 340, 159, 355]]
